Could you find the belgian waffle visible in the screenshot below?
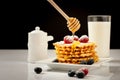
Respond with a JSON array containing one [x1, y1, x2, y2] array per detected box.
[[53, 41, 99, 64]]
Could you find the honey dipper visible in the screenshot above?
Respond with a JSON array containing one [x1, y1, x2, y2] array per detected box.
[[47, 0, 81, 35]]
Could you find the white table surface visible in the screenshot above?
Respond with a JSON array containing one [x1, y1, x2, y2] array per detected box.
[[0, 49, 120, 80]]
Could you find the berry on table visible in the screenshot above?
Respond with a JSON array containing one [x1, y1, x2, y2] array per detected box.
[[68, 70, 76, 77], [76, 70, 85, 78], [80, 68, 89, 75], [67, 68, 89, 79], [34, 67, 42, 74]]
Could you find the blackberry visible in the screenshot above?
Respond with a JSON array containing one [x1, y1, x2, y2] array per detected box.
[[80, 60, 87, 64], [87, 59, 94, 65], [68, 70, 76, 77], [76, 71, 85, 78], [34, 67, 42, 74], [52, 59, 58, 63]]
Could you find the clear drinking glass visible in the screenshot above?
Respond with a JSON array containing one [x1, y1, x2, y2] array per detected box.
[[88, 15, 111, 58]]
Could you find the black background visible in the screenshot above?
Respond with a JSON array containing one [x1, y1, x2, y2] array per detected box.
[[0, 0, 119, 49]]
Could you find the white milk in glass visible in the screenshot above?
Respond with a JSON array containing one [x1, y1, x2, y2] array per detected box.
[[88, 15, 111, 58]]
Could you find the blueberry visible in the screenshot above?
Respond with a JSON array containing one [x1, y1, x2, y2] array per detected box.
[[68, 70, 76, 77], [87, 59, 94, 65], [52, 59, 58, 63], [76, 71, 85, 78], [80, 60, 87, 64], [34, 67, 42, 74]]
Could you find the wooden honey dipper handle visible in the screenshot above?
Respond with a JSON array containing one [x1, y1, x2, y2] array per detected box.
[[47, 0, 69, 20]]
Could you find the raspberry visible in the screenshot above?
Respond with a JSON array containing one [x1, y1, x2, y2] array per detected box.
[[73, 35, 79, 41], [80, 68, 89, 75], [63, 35, 73, 44], [79, 35, 89, 43]]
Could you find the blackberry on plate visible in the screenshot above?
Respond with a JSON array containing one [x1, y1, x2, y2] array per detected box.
[[52, 59, 58, 62], [80, 60, 87, 64], [87, 59, 94, 65]]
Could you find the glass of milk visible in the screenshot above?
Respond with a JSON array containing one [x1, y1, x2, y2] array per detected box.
[[88, 15, 111, 58]]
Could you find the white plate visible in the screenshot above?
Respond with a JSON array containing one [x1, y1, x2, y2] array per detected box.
[[37, 57, 112, 71]]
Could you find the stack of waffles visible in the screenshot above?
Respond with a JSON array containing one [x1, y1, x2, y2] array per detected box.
[[53, 41, 99, 64]]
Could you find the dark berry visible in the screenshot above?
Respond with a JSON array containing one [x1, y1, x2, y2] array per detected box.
[[87, 59, 94, 65], [80, 60, 87, 64], [68, 70, 76, 77], [76, 71, 85, 78], [52, 59, 58, 63], [34, 67, 42, 74]]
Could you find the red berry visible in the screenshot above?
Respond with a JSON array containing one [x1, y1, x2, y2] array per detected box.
[[79, 35, 89, 43], [64, 35, 73, 44], [73, 35, 79, 41], [80, 68, 89, 75]]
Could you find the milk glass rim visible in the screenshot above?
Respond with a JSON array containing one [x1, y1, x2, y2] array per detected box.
[[88, 15, 111, 21], [88, 15, 111, 17]]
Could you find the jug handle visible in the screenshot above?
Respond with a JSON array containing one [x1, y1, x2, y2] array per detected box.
[[47, 36, 54, 41]]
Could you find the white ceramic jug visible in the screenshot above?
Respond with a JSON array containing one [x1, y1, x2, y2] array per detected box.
[[28, 26, 54, 62]]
